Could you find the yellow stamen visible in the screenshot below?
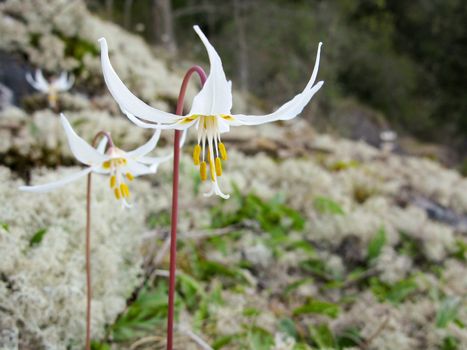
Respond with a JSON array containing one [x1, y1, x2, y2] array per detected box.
[[209, 155, 216, 182], [126, 172, 134, 181], [120, 183, 130, 198], [200, 161, 207, 181], [114, 187, 122, 200], [215, 157, 222, 176], [103, 161, 111, 169], [193, 144, 201, 165], [110, 175, 116, 188], [219, 143, 228, 160]]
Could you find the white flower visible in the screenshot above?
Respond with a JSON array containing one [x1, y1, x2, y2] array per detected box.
[[26, 69, 74, 108], [19, 114, 174, 207], [99, 25, 323, 199]]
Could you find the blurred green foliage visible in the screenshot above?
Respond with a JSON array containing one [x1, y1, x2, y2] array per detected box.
[[90, 0, 467, 154]]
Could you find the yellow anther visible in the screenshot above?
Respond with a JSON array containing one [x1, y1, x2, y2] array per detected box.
[[110, 175, 117, 188], [120, 183, 130, 198], [209, 156, 216, 182], [103, 161, 111, 169], [118, 158, 127, 165], [193, 144, 201, 165], [219, 143, 228, 160], [215, 157, 222, 176], [114, 187, 122, 200], [200, 161, 207, 181], [126, 172, 134, 181]]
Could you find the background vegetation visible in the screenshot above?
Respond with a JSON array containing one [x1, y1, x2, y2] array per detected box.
[[87, 0, 467, 161]]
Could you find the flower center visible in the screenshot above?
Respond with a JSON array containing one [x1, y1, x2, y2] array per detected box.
[[190, 115, 229, 182], [102, 157, 134, 200]]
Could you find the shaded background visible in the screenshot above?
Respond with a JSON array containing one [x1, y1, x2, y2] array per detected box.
[[87, 0, 467, 168]]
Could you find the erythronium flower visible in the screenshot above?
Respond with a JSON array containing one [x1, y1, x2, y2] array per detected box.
[[26, 69, 74, 109], [99, 25, 323, 199], [19, 114, 176, 207]]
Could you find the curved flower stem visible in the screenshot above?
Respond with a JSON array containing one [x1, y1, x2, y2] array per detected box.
[[85, 131, 114, 350], [167, 66, 207, 350]]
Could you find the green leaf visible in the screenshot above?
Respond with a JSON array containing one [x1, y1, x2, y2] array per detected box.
[[386, 278, 418, 303], [436, 297, 461, 328], [0, 220, 9, 232], [212, 334, 236, 349], [30, 228, 47, 247], [313, 196, 345, 215], [278, 318, 298, 339], [442, 336, 459, 350], [367, 226, 386, 261], [293, 299, 340, 318], [247, 327, 274, 350], [309, 323, 336, 349]]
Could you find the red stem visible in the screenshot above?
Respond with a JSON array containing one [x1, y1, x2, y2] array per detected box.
[[85, 132, 114, 350], [167, 66, 207, 350]]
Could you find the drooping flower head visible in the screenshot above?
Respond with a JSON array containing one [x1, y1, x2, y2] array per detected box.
[[26, 69, 74, 109], [20, 114, 176, 207], [99, 25, 323, 199]]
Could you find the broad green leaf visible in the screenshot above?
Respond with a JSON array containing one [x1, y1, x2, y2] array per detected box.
[[309, 323, 336, 349], [293, 299, 340, 318]]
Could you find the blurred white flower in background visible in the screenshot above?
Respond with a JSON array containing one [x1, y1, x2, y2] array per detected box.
[[26, 69, 74, 109]]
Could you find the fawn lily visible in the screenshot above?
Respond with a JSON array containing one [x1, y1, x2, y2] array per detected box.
[[19, 114, 175, 207], [99, 25, 323, 199], [26, 69, 74, 109]]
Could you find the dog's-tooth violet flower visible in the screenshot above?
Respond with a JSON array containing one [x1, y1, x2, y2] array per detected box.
[[99, 25, 323, 199], [26, 69, 74, 109], [19, 114, 176, 207]]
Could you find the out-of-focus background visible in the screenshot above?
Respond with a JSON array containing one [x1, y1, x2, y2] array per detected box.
[[0, 1, 466, 349]]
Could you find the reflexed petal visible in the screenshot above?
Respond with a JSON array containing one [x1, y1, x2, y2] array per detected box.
[[230, 42, 323, 126], [35, 69, 51, 92], [126, 129, 162, 158], [99, 37, 181, 124], [53, 72, 74, 91], [125, 110, 196, 130], [189, 25, 233, 116], [96, 137, 108, 154], [231, 81, 323, 125], [19, 167, 93, 193], [60, 114, 110, 165], [122, 158, 154, 176], [26, 70, 49, 92]]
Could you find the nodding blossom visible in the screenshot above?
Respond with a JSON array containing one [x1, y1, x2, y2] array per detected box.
[[26, 69, 74, 109], [20, 114, 180, 207], [99, 25, 323, 199]]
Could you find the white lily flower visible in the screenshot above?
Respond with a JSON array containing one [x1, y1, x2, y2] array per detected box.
[[19, 114, 177, 207], [99, 25, 323, 199], [26, 69, 74, 108]]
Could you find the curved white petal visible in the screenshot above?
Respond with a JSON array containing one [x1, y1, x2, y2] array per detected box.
[[229, 43, 323, 126], [125, 110, 195, 130], [53, 72, 74, 91], [60, 114, 110, 165], [126, 129, 161, 158], [26, 71, 49, 92], [189, 25, 232, 116], [35, 69, 50, 92], [122, 159, 154, 177], [232, 81, 323, 125], [96, 137, 108, 154], [19, 167, 93, 193], [99, 37, 180, 124]]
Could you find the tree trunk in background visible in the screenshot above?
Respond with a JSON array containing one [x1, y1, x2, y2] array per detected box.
[[123, 0, 134, 30], [152, 0, 177, 54], [105, 0, 113, 20], [233, 0, 249, 91]]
